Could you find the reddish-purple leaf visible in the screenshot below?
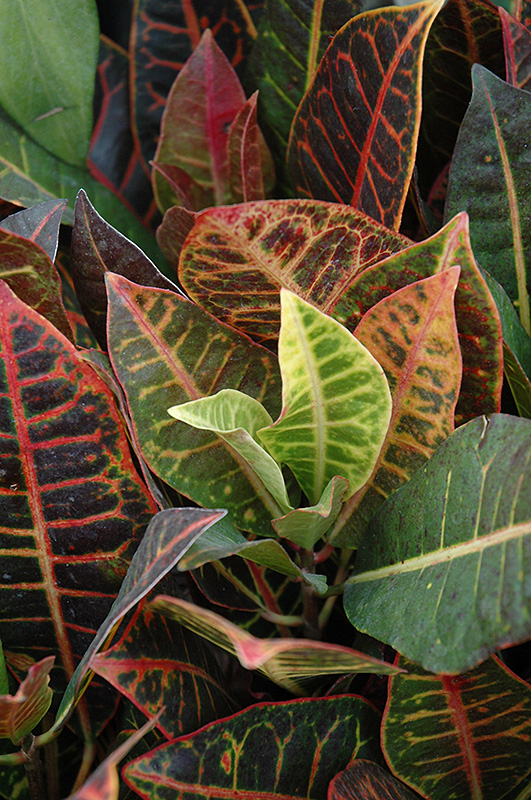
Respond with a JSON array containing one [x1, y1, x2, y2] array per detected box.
[[170, 199, 409, 341], [152, 29, 246, 212], [155, 206, 196, 267], [0, 199, 66, 262], [91, 603, 238, 740], [123, 695, 383, 799], [70, 190, 181, 349], [150, 163, 211, 212], [287, 1, 442, 230], [0, 656, 54, 745], [0, 226, 73, 343], [0, 280, 158, 739], [328, 760, 422, 800], [501, 7, 531, 91], [227, 91, 275, 202]]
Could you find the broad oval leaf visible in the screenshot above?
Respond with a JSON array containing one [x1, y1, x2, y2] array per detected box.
[[344, 413, 531, 674], [168, 198, 409, 341], [287, 1, 443, 230], [0, 656, 54, 745], [258, 290, 392, 506], [0, 0, 99, 166], [445, 65, 531, 334], [124, 695, 383, 800], [383, 656, 531, 800], [105, 274, 283, 533]]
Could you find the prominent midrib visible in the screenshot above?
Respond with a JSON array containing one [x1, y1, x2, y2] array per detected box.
[[349, 519, 531, 583]]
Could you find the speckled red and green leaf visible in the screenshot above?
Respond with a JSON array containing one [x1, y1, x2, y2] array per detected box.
[[169, 199, 409, 341], [105, 274, 283, 534], [91, 602, 238, 740], [415, 0, 504, 198], [130, 0, 263, 172], [516, 0, 531, 30], [383, 656, 531, 800], [0, 281, 158, 741], [88, 37, 159, 229], [330, 269, 462, 548], [327, 212, 503, 424], [123, 694, 382, 799], [287, 2, 442, 231], [501, 7, 531, 91], [227, 91, 275, 203]]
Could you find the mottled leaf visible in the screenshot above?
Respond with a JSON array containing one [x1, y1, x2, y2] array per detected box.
[[106, 273, 283, 533], [0, 0, 98, 166], [0, 279, 158, 740], [151, 596, 401, 695], [0, 199, 66, 262], [152, 29, 246, 211], [383, 656, 531, 800], [227, 90, 275, 202], [328, 760, 421, 800], [516, 0, 531, 28], [344, 414, 531, 674], [287, 1, 443, 230], [501, 7, 531, 91], [331, 268, 462, 547], [70, 190, 180, 348], [0, 657, 54, 745], [445, 65, 531, 334], [54, 508, 224, 733], [173, 199, 409, 340]]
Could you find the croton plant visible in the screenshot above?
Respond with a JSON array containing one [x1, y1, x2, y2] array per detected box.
[[0, 0, 530, 798]]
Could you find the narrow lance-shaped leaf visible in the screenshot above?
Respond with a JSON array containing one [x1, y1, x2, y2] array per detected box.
[[383, 656, 531, 800], [0, 656, 54, 745], [227, 91, 275, 203], [330, 268, 462, 547], [445, 65, 531, 334], [344, 414, 531, 674], [287, 1, 443, 230], [258, 289, 392, 506], [124, 695, 383, 800]]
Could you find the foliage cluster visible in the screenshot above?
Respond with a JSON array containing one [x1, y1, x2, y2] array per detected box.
[[1, 0, 531, 798]]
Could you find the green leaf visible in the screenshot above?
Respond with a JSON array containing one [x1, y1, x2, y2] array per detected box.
[[150, 596, 401, 695], [344, 414, 531, 674], [383, 656, 531, 800], [445, 65, 531, 334], [0, 656, 54, 745], [168, 388, 292, 513], [123, 694, 383, 800], [272, 475, 349, 549], [258, 289, 392, 505], [0, 0, 99, 167]]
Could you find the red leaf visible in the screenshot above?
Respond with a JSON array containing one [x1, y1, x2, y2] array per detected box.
[[227, 90, 275, 202], [0, 656, 54, 745]]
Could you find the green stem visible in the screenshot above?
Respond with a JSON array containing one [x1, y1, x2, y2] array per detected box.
[[318, 548, 353, 633], [300, 549, 321, 640]]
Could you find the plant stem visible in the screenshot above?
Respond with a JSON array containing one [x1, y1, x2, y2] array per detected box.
[[300, 549, 321, 640], [21, 735, 47, 800], [318, 548, 353, 633]]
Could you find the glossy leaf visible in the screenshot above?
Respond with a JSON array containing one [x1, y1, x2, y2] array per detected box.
[[227, 91, 275, 202], [272, 476, 349, 549], [328, 212, 503, 424], [0, 227, 73, 343], [501, 7, 531, 91], [54, 507, 224, 733], [151, 596, 401, 695], [66, 709, 162, 800], [0, 279, 157, 740], [0, 106, 165, 267], [416, 0, 504, 197], [70, 190, 180, 348], [445, 65, 531, 335], [331, 268, 462, 547], [258, 290, 392, 505], [287, 1, 443, 230], [0, 0, 98, 166], [328, 760, 421, 800], [152, 29, 246, 212], [130, 0, 262, 170], [173, 199, 409, 340], [106, 273, 284, 533], [0, 656, 54, 745], [91, 604, 237, 740], [0, 199, 66, 262], [344, 414, 531, 674], [383, 656, 531, 800], [124, 695, 382, 800], [168, 388, 292, 513]]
